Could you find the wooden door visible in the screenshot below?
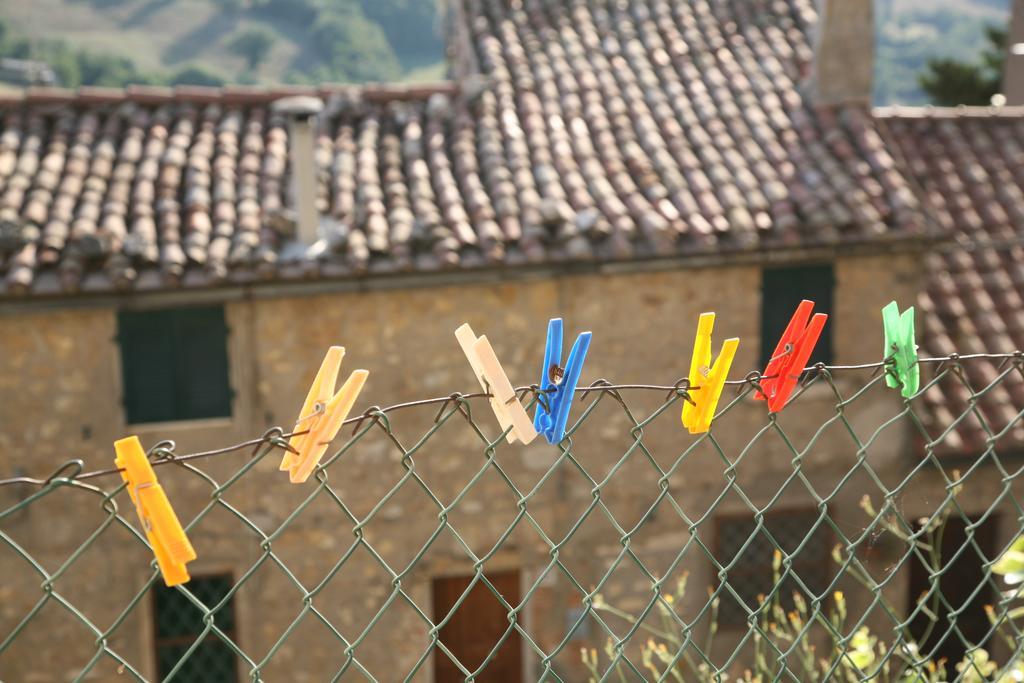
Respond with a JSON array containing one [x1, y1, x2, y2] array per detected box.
[[432, 570, 522, 682]]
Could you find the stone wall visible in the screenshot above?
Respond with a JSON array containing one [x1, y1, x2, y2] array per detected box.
[[4, 255, 1008, 681]]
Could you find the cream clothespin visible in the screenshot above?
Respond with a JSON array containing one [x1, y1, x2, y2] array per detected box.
[[115, 436, 196, 587], [281, 347, 368, 483], [456, 324, 537, 445]]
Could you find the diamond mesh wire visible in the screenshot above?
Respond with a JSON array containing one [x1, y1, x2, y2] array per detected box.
[[1, 353, 1023, 682]]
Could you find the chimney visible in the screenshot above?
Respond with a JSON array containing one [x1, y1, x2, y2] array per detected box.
[[271, 96, 324, 245], [1005, 0, 1024, 105], [809, 0, 875, 106]]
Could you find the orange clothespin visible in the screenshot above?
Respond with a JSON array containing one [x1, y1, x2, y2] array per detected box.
[[756, 300, 828, 413], [681, 313, 739, 434], [115, 436, 196, 587], [281, 347, 368, 483], [455, 323, 538, 444]]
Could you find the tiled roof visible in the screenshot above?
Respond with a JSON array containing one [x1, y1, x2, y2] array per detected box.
[[0, 0, 932, 298], [876, 107, 1024, 454]]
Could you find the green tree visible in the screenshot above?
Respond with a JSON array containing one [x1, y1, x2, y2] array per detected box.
[[310, 8, 401, 83], [77, 50, 147, 87], [170, 65, 225, 87], [919, 26, 1008, 106], [228, 27, 275, 72]]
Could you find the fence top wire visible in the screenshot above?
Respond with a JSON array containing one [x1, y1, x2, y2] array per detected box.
[[1, 351, 1021, 490], [2, 346, 1024, 683]]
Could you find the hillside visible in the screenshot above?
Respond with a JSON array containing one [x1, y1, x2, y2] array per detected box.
[[0, 0, 446, 88], [0, 0, 1013, 104]]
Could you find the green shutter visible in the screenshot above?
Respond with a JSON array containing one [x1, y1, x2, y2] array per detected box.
[[118, 310, 179, 424], [174, 308, 232, 420], [118, 306, 232, 423], [760, 264, 835, 369]]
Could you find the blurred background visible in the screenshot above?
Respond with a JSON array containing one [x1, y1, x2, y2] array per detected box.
[[0, 0, 1013, 106]]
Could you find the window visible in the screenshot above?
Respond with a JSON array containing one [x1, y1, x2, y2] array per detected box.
[[760, 264, 834, 369], [715, 509, 832, 627], [432, 570, 523, 682], [118, 306, 232, 424], [153, 573, 238, 681]]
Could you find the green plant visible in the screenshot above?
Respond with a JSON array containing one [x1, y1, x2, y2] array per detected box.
[[583, 483, 1024, 681]]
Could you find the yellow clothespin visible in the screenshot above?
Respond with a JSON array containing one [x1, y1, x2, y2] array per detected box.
[[281, 346, 368, 483], [115, 436, 196, 587], [455, 323, 538, 445], [681, 313, 739, 434]]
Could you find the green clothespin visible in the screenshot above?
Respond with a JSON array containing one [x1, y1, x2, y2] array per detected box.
[[882, 301, 919, 399]]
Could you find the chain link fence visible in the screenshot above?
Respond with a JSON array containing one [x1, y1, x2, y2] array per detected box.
[[2, 353, 1024, 682]]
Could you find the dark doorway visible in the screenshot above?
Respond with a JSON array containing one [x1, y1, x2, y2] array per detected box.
[[432, 570, 523, 682], [907, 514, 1000, 671]]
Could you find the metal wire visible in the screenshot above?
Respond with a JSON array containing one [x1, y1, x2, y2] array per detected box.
[[1, 352, 1023, 682], [4, 354, 1019, 491]]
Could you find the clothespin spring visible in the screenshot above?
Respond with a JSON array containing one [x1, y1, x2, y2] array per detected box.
[[549, 364, 565, 384]]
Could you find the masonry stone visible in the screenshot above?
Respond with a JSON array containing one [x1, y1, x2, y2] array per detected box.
[[2, 255, 1014, 681]]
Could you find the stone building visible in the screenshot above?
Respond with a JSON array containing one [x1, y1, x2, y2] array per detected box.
[[0, 0, 1022, 681]]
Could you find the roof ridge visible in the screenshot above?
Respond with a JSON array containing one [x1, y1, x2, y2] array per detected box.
[[0, 81, 458, 107], [874, 104, 1024, 119]]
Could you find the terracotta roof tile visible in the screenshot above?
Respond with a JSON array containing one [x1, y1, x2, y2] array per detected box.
[[877, 108, 1024, 454], [0, 0, 929, 297]]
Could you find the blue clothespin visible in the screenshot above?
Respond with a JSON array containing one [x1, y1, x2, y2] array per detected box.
[[534, 318, 592, 444]]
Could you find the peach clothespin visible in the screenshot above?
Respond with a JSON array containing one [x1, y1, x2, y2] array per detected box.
[[456, 323, 538, 444], [681, 313, 739, 434], [115, 436, 196, 587], [281, 347, 368, 483]]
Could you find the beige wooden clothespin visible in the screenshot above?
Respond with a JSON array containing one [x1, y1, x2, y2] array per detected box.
[[456, 324, 537, 445]]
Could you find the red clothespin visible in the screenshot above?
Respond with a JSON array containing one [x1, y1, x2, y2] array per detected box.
[[756, 300, 827, 413]]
